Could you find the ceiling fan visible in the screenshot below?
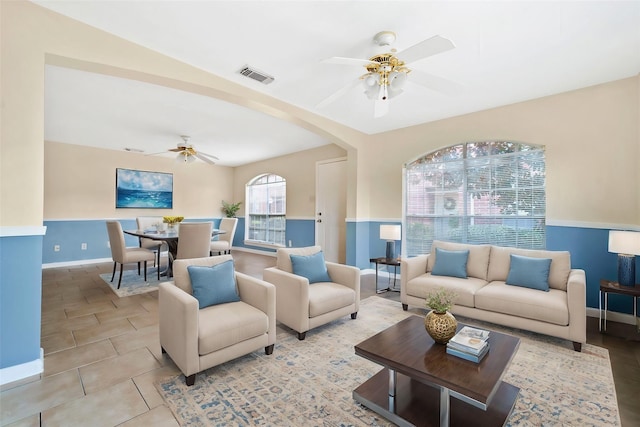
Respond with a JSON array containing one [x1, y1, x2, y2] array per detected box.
[[149, 135, 219, 165], [318, 31, 460, 117]]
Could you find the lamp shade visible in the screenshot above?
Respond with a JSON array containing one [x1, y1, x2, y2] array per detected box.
[[608, 231, 640, 255], [380, 224, 401, 241]]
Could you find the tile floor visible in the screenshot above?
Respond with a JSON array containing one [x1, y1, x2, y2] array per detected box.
[[1, 252, 638, 426]]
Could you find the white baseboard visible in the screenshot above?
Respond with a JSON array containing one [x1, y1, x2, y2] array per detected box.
[[0, 348, 43, 389], [586, 307, 638, 326]]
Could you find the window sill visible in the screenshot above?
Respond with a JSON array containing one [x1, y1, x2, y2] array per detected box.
[[243, 240, 285, 250]]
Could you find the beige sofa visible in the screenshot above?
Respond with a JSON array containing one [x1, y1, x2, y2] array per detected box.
[[401, 241, 586, 351]]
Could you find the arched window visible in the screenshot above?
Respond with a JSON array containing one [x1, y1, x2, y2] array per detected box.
[[245, 173, 286, 247], [404, 141, 546, 257]]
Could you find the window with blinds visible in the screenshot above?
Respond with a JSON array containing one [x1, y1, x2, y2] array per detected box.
[[245, 173, 286, 247], [405, 141, 546, 257]]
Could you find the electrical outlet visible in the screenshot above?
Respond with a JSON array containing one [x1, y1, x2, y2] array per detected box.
[[81, 243, 87, 250], [288, 240, 292, 247], [54, 245, 60, 252], [107, 241, 110, 248]]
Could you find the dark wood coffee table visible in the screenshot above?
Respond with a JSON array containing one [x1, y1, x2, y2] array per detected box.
[[354, 315, 520, 427]]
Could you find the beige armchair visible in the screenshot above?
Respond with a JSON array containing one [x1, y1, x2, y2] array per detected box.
[[263, 246, 360, 340], [159, 255, 276, 386]]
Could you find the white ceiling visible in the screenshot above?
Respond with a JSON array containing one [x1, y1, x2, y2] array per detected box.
[[37, 1, 640, 166]]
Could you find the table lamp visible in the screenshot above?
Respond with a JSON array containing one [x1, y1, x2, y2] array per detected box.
[[380, 224, 401, 260], [608, 230, 640, 286]]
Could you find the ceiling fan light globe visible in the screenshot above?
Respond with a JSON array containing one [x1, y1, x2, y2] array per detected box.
[[389, 71, 407, 89]]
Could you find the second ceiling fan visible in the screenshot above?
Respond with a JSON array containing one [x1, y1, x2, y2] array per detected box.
[[318, 31, 460, 117]]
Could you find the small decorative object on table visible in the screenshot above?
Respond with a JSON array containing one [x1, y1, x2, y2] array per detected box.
[[447, 326, 490, 363], [424, 287, 458, 344], [163, 216, 184, 229]]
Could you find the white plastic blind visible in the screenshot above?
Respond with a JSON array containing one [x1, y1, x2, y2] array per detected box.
[[405, 142, 545, 257], [246, 174, 286, 246]]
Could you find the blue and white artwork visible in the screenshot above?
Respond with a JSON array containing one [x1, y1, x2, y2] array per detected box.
[[116, 168, 173, 209]]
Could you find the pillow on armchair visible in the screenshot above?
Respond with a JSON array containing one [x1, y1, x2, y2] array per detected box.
[[290, 251, 332, 284], [187, 260, 240, 308]]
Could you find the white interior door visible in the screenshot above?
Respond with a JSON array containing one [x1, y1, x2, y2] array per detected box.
[[316, 159, 347, 263]]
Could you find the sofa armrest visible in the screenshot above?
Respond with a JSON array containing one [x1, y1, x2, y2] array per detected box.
[[263, 267, 310, 332], [236, 272, 276, 345], [566, 269, 587, 344], [326, 261, 361, 311], [158, 282, 200, 376]]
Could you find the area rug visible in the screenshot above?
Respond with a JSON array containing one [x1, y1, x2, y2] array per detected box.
[[156, 297, 620, 426], [98, 267, 167, 297]]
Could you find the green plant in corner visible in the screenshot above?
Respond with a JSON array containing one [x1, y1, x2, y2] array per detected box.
[[425, 287, 458, 314], [221, 200, 242, 218]]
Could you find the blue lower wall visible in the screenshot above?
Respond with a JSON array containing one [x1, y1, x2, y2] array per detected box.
[[352, 221, 639, 315], [0, 234, 43, 369], [43, 218, 638, 315]]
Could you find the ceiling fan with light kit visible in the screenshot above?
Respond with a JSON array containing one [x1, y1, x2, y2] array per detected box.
[[148, 135, 219, 165], [318, 31, 460, 117]]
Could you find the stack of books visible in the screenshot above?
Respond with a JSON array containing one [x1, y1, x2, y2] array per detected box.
[[446, 326, 490, 363]]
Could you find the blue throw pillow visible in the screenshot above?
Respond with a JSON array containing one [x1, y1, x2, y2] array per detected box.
[[290, 251, 332, 284], [187, 260, 240, 309], [431, 248, 469, 279], [506, 254, 552, 292]]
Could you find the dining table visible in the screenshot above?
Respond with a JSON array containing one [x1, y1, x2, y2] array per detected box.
[[124, 227, 226, 278]]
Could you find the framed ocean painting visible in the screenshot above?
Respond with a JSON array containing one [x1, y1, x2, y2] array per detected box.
[[116, 168, 173, 209]]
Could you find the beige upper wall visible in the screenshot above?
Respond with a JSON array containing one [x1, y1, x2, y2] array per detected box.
[[233, 144, 347, 218], [44, 141, 234, 219], [365, 76, 639, 226], [0, 0, 364, 227], [2, 1, 638, 228]]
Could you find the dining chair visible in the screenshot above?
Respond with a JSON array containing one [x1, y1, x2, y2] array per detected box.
[[136, 216, 164, 267], [210, 217, 238, 255], [175, 222, 214, 260], [106, 220, 157, 288]]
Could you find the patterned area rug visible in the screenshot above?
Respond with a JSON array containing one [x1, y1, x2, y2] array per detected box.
[[157, 297, 620, 426], [98, 267, 167, 297]]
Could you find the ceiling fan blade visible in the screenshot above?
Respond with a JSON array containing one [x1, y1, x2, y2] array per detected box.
[[196, 151, 220, 161], [409, 70, 463, 96], [316, 79, 361, 109], [322, 56, 378, 67], [145, 150, 171, 156], [397, 35, 455, 65], [168, 148, 183, 153], [195, 153, 216, 165], [374, 99, 389, 118]]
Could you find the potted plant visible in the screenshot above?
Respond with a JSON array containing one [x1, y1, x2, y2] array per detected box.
[[424, 287, 458, 344], [221, 200, 242, 218]]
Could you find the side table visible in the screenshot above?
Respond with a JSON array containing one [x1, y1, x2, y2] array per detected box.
[[370, 257, 400, 293], [599, 279, 640, 332]]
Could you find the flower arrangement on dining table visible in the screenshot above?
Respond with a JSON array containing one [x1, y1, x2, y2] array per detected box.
[[162, 216, 184, 228]]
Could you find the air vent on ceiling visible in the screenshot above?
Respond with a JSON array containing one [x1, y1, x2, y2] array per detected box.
[[238, 65, 274, 85]]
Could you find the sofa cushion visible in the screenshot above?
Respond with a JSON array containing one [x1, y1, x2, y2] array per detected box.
[[290, 250, 332, 284], [431, 248, 469, 278], [506, 254, 552, 291], [406, 274, 487, 308], [488, 246, 571, 291], [428, 241, 491, 280], [198, 301, 268, 355], [187, 260, 240, 309], [475, 281, 569, 326], [308, 283, 355, 317]]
